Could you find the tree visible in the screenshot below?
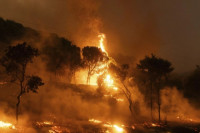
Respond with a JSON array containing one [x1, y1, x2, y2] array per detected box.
[[1, 42, 44, 121], [82, 46, 108, 84], [43, 34, 81, 82], [184, 65, 200, 107], [109, 63, 141, 121], [137, 54, 173, 123]]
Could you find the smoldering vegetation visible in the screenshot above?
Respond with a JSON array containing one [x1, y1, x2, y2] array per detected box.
[[0, 17, 200, 133]]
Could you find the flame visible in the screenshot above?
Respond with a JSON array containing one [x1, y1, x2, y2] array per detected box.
[[0, 121, 15, 129], [97, 33, 117, 90], [116, 98, 124, 102], [113, 125, 124, 133], [113, 87, 118, 91], [89, 118, 102, 124], [103, 123, 124, 133], [104, 74, 114, 87], [36, 121, 53, 127], [84, 33, 119, 92], [98, 34, 106, 54]]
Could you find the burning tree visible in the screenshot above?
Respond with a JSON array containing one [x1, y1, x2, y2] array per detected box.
[[0, 42, 44, 121], [137, 54, 173, 123], [82, 46, 108, 84]]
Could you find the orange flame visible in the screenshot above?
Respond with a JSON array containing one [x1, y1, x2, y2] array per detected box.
[[0, 121, 15, 129], [98, 34, 107, 54]]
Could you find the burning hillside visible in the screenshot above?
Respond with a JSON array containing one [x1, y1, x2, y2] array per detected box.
[[0, 1, 200, 132]]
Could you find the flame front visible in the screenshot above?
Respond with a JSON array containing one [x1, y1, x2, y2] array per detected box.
[[97, 33, 118, 90]]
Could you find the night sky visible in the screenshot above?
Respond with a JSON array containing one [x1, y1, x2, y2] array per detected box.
[[0, 0, 199, 72]]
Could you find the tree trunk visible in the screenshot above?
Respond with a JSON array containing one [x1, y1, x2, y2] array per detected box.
[[87, 72, 90, 84], [16, 83, 23, 121], [129, 100, 133, 115], [150, 81, 153, 121], [16, 93, 22, 121], [16, 74, 25, 121], [16, 64, 26, 121], [157, 79, 161, 123]]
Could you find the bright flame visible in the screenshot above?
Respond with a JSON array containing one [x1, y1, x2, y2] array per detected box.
[[113, 87, 118, 91], [113, 125, 124, 132], [98, 34, 106, 54], [104, 74, 114, 87], [0, 121, 15, 129]]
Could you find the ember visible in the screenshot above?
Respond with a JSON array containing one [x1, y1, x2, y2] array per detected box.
[[36, 121, 53, 127], [89, 118, 102, 124]]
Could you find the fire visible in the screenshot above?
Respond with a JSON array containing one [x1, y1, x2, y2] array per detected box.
[[89, 118, 102, 124], [0, 121, 15, 129], [113, 125, 124, 132], [116, 98, 124, 102], [98, 34, 106, 54], [89, 118, 125, 133], [104, 123, 124, 133], [36, 121, 53, 127], [96, 33, 119, 91], [113, 87, 118, 91], [104, 74, 114, 87]]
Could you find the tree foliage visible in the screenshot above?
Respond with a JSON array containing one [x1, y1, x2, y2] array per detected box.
[[82, 46, 108, 84], [0, 42, 44, 121], [184, 65, 200, 107], [137, 54, 173, 122], [43, 34, 81, 80]]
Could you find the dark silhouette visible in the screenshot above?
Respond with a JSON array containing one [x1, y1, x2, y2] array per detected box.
[[42, 34, 81, 82], [184, 65, 200, 107], [0, 17, 40, 54], [1, 42, 44, 121], [82, 46, 108, 84], [137, 54, 173, 123], [109, 63, 141, 121]]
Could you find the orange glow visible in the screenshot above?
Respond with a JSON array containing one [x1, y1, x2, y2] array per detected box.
[[113, 125, 124, 133], [89, 118, 102, 124], [36, 121, 53, 127], [116, 98, 124, 102], [104, 74, 114, 87], [0, 121, 15, 129], [113, 87, 118, 91], [98, 34, 106, 54]]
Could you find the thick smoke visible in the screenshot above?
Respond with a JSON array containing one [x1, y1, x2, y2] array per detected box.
[[0, 0, 160, 62], [161, 87, 200, 122]]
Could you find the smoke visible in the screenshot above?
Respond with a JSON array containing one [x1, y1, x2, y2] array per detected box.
[[0, 1, 200, 132], [0, 0, 161, 64], [161, 87, 200, 122]]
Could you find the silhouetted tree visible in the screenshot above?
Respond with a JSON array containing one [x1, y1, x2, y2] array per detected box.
[[1, 42, 44, 121], [43, 34, 81, 82], [137, 54, 173, 123], [184, 65, 200, 107], [82, 46, 108, 84], [109, 63, 141, 121]]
